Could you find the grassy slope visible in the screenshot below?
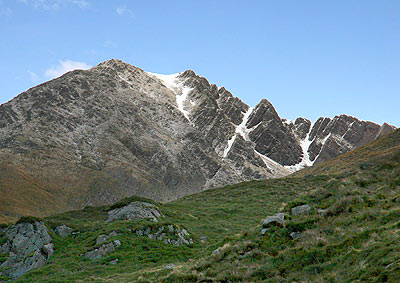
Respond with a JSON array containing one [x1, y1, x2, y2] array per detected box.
[[5, 129, 400, 282]]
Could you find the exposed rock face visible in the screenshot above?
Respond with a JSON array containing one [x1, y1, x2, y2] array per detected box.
[[106, 202, 162, 223], [134, 224, 193, 246], [291, 205, 311, 216], [262, 213, 286, 228], [0, 221, 53, 279], [296, 115, 397, 166], [0, 59, 395, 222], [247, 100, 303, 166], [54, 225, 73, 237], [84, 240, 121, 260]]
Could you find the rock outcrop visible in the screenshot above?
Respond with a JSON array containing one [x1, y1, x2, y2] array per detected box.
[[291, 204, 311, 216], [134, 224, 193, 246], [261, 213, 286, 234], [84, 240, 121, 260], [83, 231, 120, 260], [0, 221, 53, 279], [106, 202, 162, 223], [54, 225, 73, 237]]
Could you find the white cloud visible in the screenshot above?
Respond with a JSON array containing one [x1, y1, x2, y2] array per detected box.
[[116, 6, 133, 16], [19, 0, 89, 10], [71, 0, 89, 8], [0, 1, 12, 16], [45, 60, 91, 79], [104, 40, 118, 48], [28, 70, 40, 83]]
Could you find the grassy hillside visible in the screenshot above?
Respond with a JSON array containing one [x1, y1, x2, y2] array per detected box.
[[2, 129, 400, 282]]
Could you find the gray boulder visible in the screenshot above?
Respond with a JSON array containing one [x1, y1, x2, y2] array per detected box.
[[290, 232, 302, 240], [135, 224, 193, 246], [109, 259, 118, 265], [96, 235, 108, 246], [84, 240, 121, 260], [262, 213, 285, 228], [291, 204, 311, 216], [165, 263, 176, 269], [0, 221, 53, 279], [54, 225, 73, 237], [106, 202, 162, 223], [317, 208, 328, 216]]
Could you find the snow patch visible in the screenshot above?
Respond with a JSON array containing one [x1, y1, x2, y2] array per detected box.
[[254, 150, 292, 176], [147, 72, 194, 122], [282, 119, 293, 126], [223, 135, 237, 158], [285, 123, 315, 172], [117, 74, 133, 86], [236, 107, 254, 141], [176, 87, 191, 120], [222, 107, 254, 158], [342, 121, 354, 138]]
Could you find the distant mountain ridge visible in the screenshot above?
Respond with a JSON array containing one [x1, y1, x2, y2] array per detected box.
[[0, 59, 395, 222]]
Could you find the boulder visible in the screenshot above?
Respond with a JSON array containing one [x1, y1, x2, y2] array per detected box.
[[54, 225, 73, 237], [317, 208, 328, 216], [290, 232, 302, 240], [134, 225, 193, 246], [0, 221, 53, 279], [262, 213, 285, 228], [165, 263, 176, 269], [84, 240, 121, 260], [96, 235, 108, 246], [109, 259, 119, 265], [106, 202, 161, 223], [291, 205, 311, 216]]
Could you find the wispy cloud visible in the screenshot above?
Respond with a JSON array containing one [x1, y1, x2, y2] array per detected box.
[[45, 60, 91, 79], [116, 6, 133, 16], [27, 70, 40, 83], [104, 40, 118, 48], [18, 0, 89, 10], [0, 1, 12, 16]]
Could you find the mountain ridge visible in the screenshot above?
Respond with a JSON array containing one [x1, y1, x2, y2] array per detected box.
[[0, 59, 395, 222]]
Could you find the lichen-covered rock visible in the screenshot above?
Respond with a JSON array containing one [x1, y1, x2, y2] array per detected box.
[[0, 221, 53, 279], [84, 240, 121, 260], [134, 224, 193, 246], [317, 208, 328, 216], [291, 204, 311, 216], [165, 263, 176, 269], [106, 201, 162, 223], [290, 232, 302, 240], [96, 231, 118, 246], [83, 231, 120, 260], [262, 213, 285, 228], [96, 235, 108, 245], [54, 225, 73, 237]]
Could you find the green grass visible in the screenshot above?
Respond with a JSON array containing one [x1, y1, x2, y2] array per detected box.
[[16, 216, 42, 224]]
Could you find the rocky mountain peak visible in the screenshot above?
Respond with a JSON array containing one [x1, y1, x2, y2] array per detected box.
[[246, 99, 277, 129], [0, 59, 395, 223]]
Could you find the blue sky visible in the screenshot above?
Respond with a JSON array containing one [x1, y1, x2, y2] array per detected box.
[[1, 0, 399, 126]]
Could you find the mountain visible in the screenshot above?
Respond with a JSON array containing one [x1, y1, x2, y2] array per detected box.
[[0, 59, 395, 222], [1, 129, 399, 282]]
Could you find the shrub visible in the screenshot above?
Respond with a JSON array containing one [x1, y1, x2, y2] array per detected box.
[[16, 216, 42, 224], [326, 196, 362, 216], [107, 195, 158, 211]]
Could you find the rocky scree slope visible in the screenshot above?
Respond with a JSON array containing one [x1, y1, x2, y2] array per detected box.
[[0, 59, 395, 222]]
